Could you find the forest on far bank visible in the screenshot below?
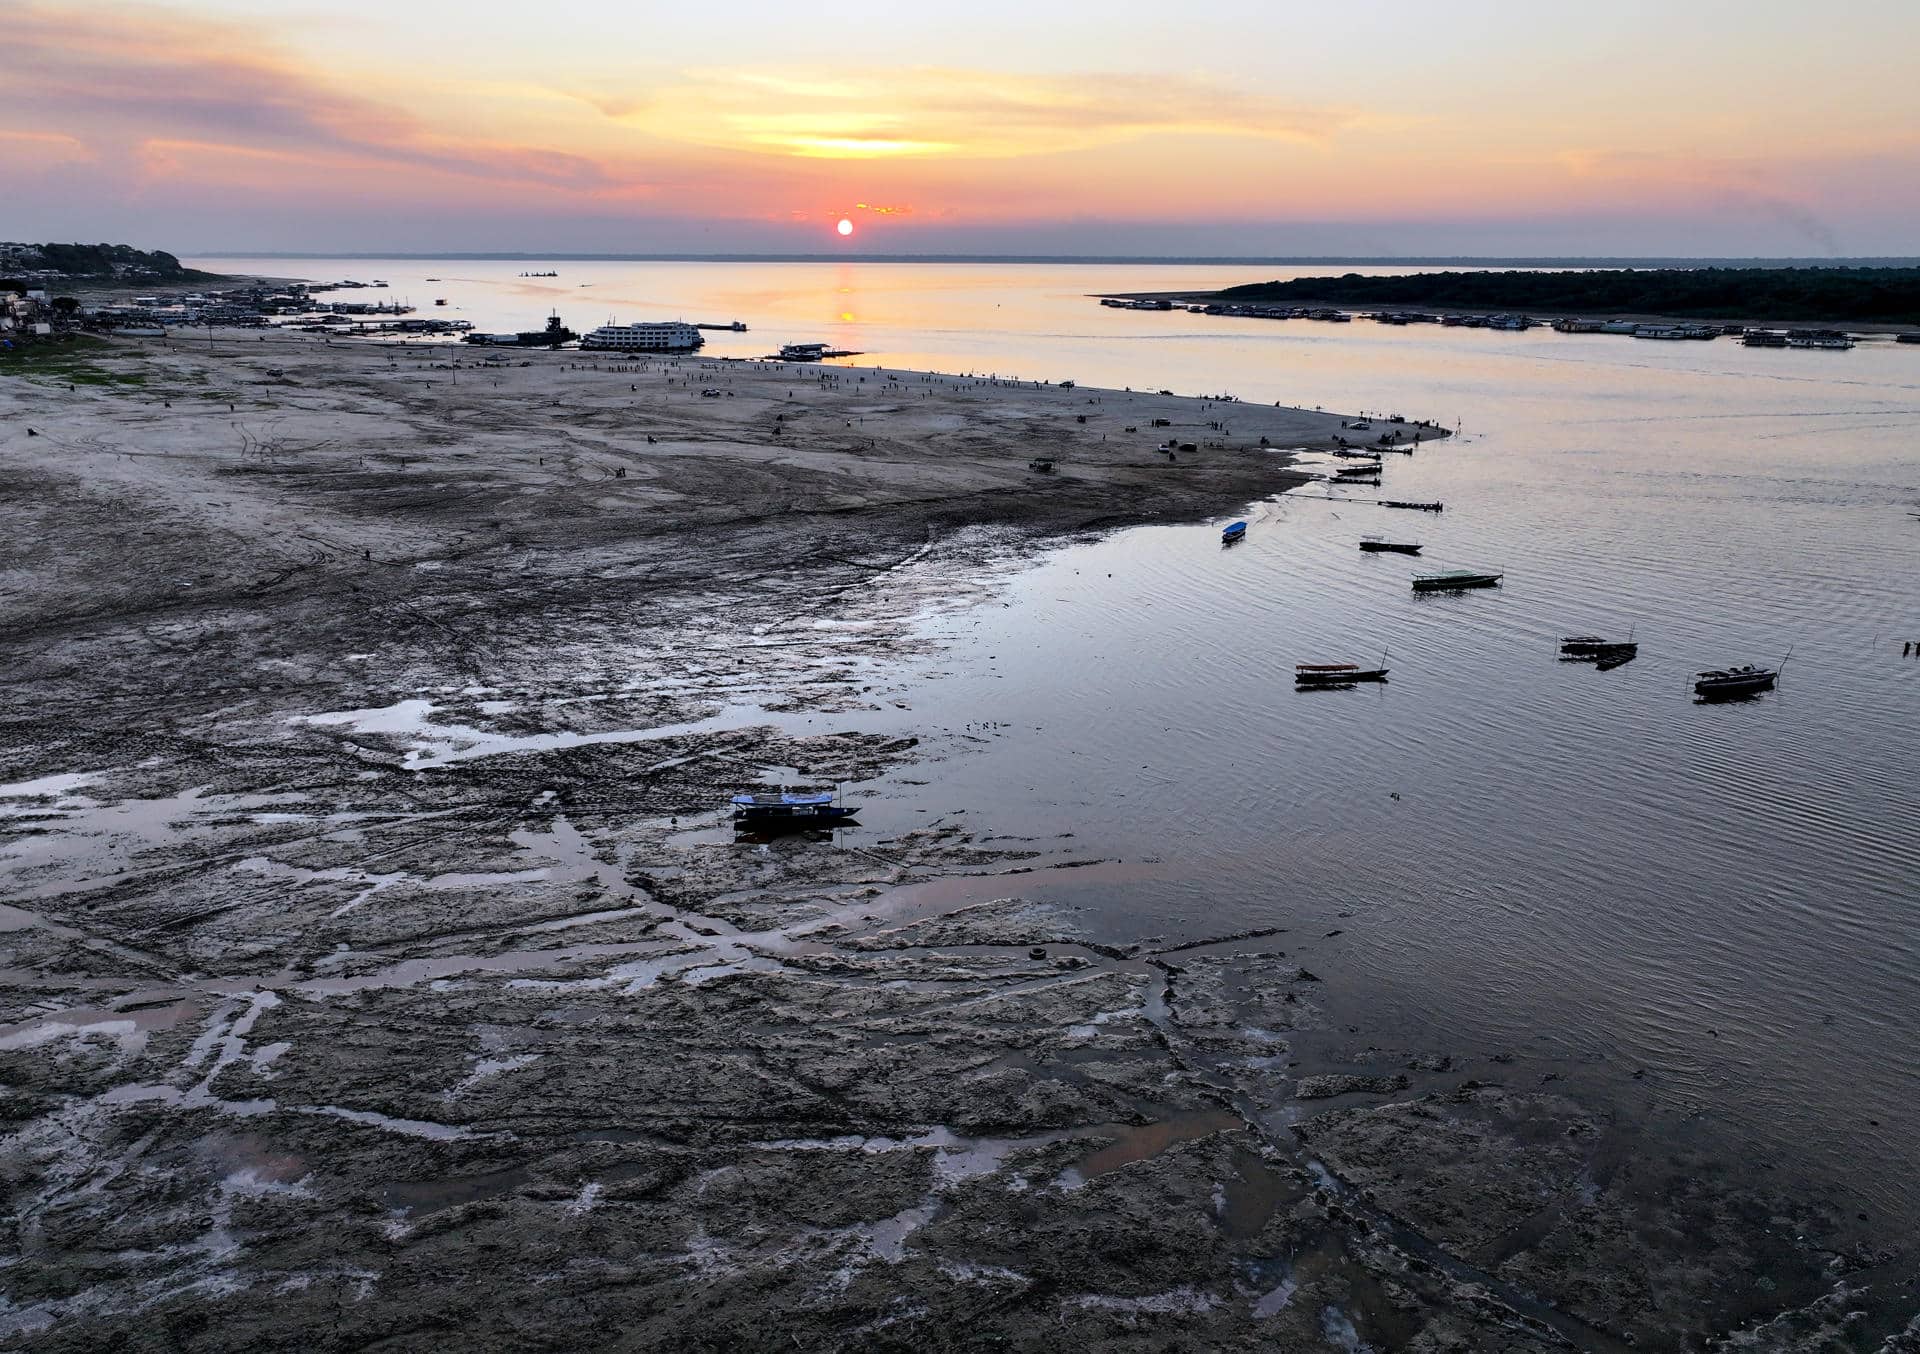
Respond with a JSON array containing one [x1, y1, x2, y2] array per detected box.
[[1217, 267, 1920, 324]]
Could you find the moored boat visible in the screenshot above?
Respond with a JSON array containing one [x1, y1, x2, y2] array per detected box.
[[1413, 569, 1502, 592], [730, 790, 858, 824], [1359, 538, 1421, 554], [1296, 662, 1388, 684], [1693, 665, 1777, 698], [1382, 500, 1443, 512]]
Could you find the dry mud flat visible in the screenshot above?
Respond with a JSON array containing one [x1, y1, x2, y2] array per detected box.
[[0, 336, 1913, 1351]]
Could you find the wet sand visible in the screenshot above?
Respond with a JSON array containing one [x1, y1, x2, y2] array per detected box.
[[2, 334, 1910, 1350]]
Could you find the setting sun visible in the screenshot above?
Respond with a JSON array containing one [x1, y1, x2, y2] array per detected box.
[[836, 217, 853, 237]]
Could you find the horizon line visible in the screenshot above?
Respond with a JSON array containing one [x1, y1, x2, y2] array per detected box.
[[189, 252, 1920, 268]]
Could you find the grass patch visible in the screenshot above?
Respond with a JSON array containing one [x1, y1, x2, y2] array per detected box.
[[0, 335, 148, 387]]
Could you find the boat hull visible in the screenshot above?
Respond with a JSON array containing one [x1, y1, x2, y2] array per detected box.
[[732, 804, 859, 823], [1694, 676, 1775, 699]]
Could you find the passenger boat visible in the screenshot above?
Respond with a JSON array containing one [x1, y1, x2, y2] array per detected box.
[[1559, 635, 1611, 656], [1359, 538, 1421, 554], [730, 790, 858, 824], [1693, 665, 1777, 698], [1296, 662, 1388, 684], [1221, 520, 1247, 543], [1413, 569, 1502, 592]]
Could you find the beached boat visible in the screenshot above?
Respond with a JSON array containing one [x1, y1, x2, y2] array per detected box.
[[1295, 662, 1388, 684], [1221, 520, 1248, 543], [1359, 538, 1421, 554], [1693, 665, 1777, 698], [1382, 500, 1443, 512], [730, 791, 857, 824], [1335, 462, 1384, 476], [1413, 569, 1502, 592]]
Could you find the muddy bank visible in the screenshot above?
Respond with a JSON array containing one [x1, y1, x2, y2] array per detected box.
[[2, 337, 1912, 1350]]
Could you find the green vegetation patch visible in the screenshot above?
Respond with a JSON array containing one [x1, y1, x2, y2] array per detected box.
[[1216, 266, 1920, 325], [0, 336, 148, 387]]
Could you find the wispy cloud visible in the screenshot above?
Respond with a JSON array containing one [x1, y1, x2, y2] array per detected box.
[[581, 67, 1364, 159], [2, 2, 631, 192]]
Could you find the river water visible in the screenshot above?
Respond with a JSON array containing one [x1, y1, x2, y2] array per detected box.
[[195, 257, 1920, 1220]]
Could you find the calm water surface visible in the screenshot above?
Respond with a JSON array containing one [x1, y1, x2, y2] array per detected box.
[[200, 258, 1920, 1217]]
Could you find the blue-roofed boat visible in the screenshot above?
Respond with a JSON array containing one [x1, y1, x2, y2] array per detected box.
[[1221, 520, 1248, 543], [730, 791, 857, 824]]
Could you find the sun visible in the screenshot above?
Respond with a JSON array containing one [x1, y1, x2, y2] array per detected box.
[[836, 218, 854, 237]]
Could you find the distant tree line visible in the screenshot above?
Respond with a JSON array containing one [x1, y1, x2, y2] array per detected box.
[[1216, 267, 1920, 324], [1, 243, 218, 282]]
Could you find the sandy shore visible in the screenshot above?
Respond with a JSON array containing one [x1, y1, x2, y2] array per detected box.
[[1, 334, 1906, 1351]]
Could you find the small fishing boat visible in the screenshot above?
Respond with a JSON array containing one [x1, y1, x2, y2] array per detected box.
[[1295, 662, 1388, 684], [1222, 520, 1248, 543], [1382, 500, 1443, 512], [1413, 569, 1502, 592], [1561, 636, 1639, 667], [730, 791, 858, 824], [1693, 665, 1777, 699], [1359, 538, 1421, 554]]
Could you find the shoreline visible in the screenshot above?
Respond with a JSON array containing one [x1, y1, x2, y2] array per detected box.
[[1096, 290, 1920, 335], [2, 336, 1905, 1348]]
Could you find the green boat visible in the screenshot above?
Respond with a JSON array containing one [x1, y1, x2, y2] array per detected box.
[[1412, 569, 1503, 592]]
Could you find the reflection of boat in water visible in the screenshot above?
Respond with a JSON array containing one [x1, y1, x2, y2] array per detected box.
[[1693, 665, 1778, 699], [731, 790, 858, 826]]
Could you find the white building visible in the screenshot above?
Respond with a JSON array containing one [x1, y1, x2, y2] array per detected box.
[[579, 321, 703, 352]]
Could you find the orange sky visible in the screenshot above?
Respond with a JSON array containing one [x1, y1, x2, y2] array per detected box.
[[6, 0, 1919, 255]]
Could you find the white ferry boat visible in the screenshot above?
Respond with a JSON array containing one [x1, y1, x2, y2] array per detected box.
[[579, 321, 704, 352]]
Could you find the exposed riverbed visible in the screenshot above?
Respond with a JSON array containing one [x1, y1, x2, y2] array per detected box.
[[2, 322, 1915, 1350]]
